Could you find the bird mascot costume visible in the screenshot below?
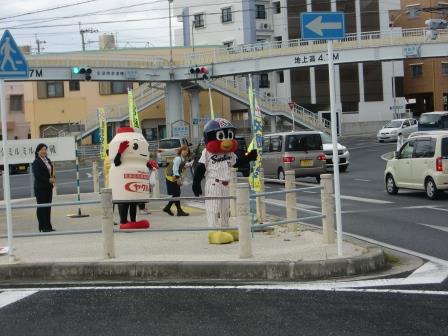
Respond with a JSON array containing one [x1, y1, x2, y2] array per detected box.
[[193, 118, 257, 244], [109, 126, 157, 229]]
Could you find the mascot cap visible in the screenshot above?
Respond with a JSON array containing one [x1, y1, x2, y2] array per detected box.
[[203, 118, 235, 142], [117, 126, 135, 133]]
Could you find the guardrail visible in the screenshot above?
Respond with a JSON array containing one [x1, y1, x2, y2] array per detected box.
[[1, 169, 336, 260]]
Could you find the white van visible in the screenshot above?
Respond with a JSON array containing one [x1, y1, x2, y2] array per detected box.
[[384, 132, 448, 199]]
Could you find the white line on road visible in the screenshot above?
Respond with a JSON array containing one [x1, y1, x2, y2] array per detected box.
[[264, 198, 319, 210], [417, 222, 448, 233], [0, 290, 37, 309], [353, 179, 371, 182], [340, 195, 393, 204]]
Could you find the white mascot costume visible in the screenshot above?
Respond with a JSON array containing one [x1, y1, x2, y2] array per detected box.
[[192, 118, 257, 244]]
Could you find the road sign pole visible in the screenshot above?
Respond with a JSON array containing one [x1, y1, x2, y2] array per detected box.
[[327, 40, 343, 257], [0, 79, 14, 261]]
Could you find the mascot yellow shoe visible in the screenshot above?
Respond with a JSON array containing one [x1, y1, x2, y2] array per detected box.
[[224, 230, 239, 242], [208, 231, 234, 244]]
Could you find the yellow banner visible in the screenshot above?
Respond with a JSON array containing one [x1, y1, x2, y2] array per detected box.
[[128, 89, 141, 128], [248, 75, 263, 192], [97, 107, 107, 160]]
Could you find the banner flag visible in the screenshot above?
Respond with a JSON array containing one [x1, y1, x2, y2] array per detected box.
[[248, 75, 263, 192], [128, 88, 141, 128], [97, 107, 107, 160]]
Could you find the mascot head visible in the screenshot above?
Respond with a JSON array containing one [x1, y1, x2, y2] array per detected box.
[[203, 118, 238, 154]]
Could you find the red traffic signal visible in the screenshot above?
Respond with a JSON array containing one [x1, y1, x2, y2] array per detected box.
[[189, 66, 209, 79]]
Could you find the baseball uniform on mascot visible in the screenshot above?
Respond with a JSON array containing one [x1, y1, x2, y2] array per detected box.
[[109, 126, 157, 230], [192, 118, 257, 244]]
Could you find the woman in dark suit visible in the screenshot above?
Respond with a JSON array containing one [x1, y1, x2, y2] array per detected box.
[[32, 143, 55, 232]]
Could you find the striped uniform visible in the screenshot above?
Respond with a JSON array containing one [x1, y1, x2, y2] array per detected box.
[[199, 149, 236, 228]]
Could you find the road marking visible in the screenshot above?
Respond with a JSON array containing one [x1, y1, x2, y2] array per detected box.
[[1, 286, 447, 296], [353, 179, 371, 182], [302, 191, 317, 194], [265, 198, 319, 210], [340, 195, 393, 204], [417, 222, 448, 233], [428, 207, 448, 213], [401, 262, 448, 285], [0, 290, 37, 309]]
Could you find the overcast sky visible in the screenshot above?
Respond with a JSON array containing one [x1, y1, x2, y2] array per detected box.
[[0, 0, 182, 53]]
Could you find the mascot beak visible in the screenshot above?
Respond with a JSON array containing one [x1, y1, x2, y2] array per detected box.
[[220, 140, 233, 152]]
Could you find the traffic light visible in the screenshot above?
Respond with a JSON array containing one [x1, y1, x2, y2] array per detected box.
[[189, 66, 209, 80], [72, 67, 92, 80]]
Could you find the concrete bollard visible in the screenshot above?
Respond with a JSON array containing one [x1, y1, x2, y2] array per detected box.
[[229, 168, 238, 217], [320, 174, 336, 244], [236, 183, 252, 259], [101, 188, 115, 259], [256, 168, 267, 223], [92, 161, 99, 193], [152, 169, 160, 199], [103, 159, 110, 188], [285, 170, 297, 232]]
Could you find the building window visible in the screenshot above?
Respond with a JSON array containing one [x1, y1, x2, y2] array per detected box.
[[111, 82, 130, 94], [277, 71, 284, 83], [410, 64, 423, 78], [69, 80, 80, 91], [221, 7, 232, 23], [256, 5, 266, 19], [259, 73, 269, 88], [442, 63, 448, 76], [9, 95, 23, 112], [273, 1, 281, 14], [194, 13, 205, 28], [443, 93, 448, 110], [44, 81, 64, 98]]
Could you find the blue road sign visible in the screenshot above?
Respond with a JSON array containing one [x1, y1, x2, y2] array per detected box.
[[301, 12, 345, 40], [0, 30, 28, 79]]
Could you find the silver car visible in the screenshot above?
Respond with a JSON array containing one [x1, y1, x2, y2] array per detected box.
[[320, 132, 350, 172], [377, 118, 418, 142], [157, 137, 191, 166], [262, 131, 327, 183]]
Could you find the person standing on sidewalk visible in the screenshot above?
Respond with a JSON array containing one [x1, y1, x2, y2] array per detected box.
[[163, 145, 191, 216], [32, 143, 55, 232], [396, 132, 404, 152]]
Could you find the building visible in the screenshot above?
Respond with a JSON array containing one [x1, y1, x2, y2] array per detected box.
[[174, 0, 408, 134], [392, 0, 448, 115]]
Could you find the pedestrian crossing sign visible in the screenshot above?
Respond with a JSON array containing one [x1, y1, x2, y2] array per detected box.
[[0, 30, 28, 79]]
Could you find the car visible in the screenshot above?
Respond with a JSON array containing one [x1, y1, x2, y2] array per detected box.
[[384, 132, 448, 199], [0, 163, 29, 175], [262, 131, 326, 182], [157, 137, 191, 167], [418, 111, 448, 131], [377, 118, 418, 142], [319, 132, 350, 172]]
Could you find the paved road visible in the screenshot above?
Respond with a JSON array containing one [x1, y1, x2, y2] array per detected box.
[[0, 285, 447, 335]]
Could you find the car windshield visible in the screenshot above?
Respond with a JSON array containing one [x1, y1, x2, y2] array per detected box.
[[442, 138, 448, 158], [320, 133, 333, 144], [419, 114, 441, 126], [159, 139, 181, 149], [384, 120, 402, 128], [286, 134, 322, 151]]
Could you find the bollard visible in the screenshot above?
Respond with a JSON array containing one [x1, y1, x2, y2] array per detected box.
[[229, 167, 238, 217], [92, 161, 99, 193], [285, 170, 297, 232], [256, 168, 267, 223], [236, 183, 252, 259], [152, 169, 160, 199], [101, 188, 115, 259], [103, 159, 110, 188], [320, 174, 336, 244]]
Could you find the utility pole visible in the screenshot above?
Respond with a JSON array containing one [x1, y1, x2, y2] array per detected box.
[[79, 22, 98, 51], [35, 34, 46, 54]]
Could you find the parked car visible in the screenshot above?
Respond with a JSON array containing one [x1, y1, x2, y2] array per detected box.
[[377, 118, 418, 142], [190, 136, 250, 177], [0, 163, 29, 175], [319, 132, 350, 172], [384, 132, 448, 199], [157, 137, 191, 166], [418, 111, 448, 131], [262, 131, 326, 183]]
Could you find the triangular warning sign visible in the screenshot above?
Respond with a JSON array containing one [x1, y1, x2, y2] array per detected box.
[[0, 30, 28, 79]]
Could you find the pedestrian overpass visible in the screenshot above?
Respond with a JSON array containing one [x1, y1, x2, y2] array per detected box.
[[21, 27, 448, 136]]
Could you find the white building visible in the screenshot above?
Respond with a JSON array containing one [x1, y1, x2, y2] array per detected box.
[[174, 0, 406, 134]]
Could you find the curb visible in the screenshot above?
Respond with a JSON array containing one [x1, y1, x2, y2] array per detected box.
[[0, 247, 386, 283]]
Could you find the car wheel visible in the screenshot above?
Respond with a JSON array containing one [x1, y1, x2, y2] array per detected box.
[[425, 177, 440, 200], [385, 174, 398, 195], [339, 165, 348, 172], [277, 168, 285, 181]]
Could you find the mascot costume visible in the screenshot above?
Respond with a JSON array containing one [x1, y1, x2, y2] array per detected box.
[[109, 126, 157, 229], [193, 118, 257, 244]]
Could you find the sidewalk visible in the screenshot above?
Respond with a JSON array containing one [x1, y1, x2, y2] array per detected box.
[[0, 193, 386, 282]]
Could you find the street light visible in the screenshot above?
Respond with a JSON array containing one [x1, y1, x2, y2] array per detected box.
[[168, 0, 173, 68]]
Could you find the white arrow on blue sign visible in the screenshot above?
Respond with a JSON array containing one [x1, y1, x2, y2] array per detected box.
[[301, 12, 345, 40], [0, 30, 28, 79]]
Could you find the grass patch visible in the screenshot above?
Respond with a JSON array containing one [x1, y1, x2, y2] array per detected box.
[[384, 252, 400, 265]]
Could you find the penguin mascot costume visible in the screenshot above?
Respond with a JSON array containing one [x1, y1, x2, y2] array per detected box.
[[192, 118, 257, 244]]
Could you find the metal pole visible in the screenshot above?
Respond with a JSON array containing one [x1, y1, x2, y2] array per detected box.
[[256, 168, 266, 223], [285, 170, 297, 232], [92, 161, 99, 193], [168, 0, 174, 68], [328, 40, 343, 256], [192, 20, 195, 52], [0, 80, 14, 261], [67, 145, 89, 218], [101, 188, 115, 259], [29, 167, 34, 198], [237, 183, 252, 259]]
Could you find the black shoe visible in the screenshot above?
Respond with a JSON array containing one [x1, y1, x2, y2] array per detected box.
[[42, 228, 55, 232], [163, 207, 174, 216], [177, 210, 189, 217]]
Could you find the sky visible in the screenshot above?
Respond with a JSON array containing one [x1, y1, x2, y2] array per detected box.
[[0, 0, 182, 53]]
